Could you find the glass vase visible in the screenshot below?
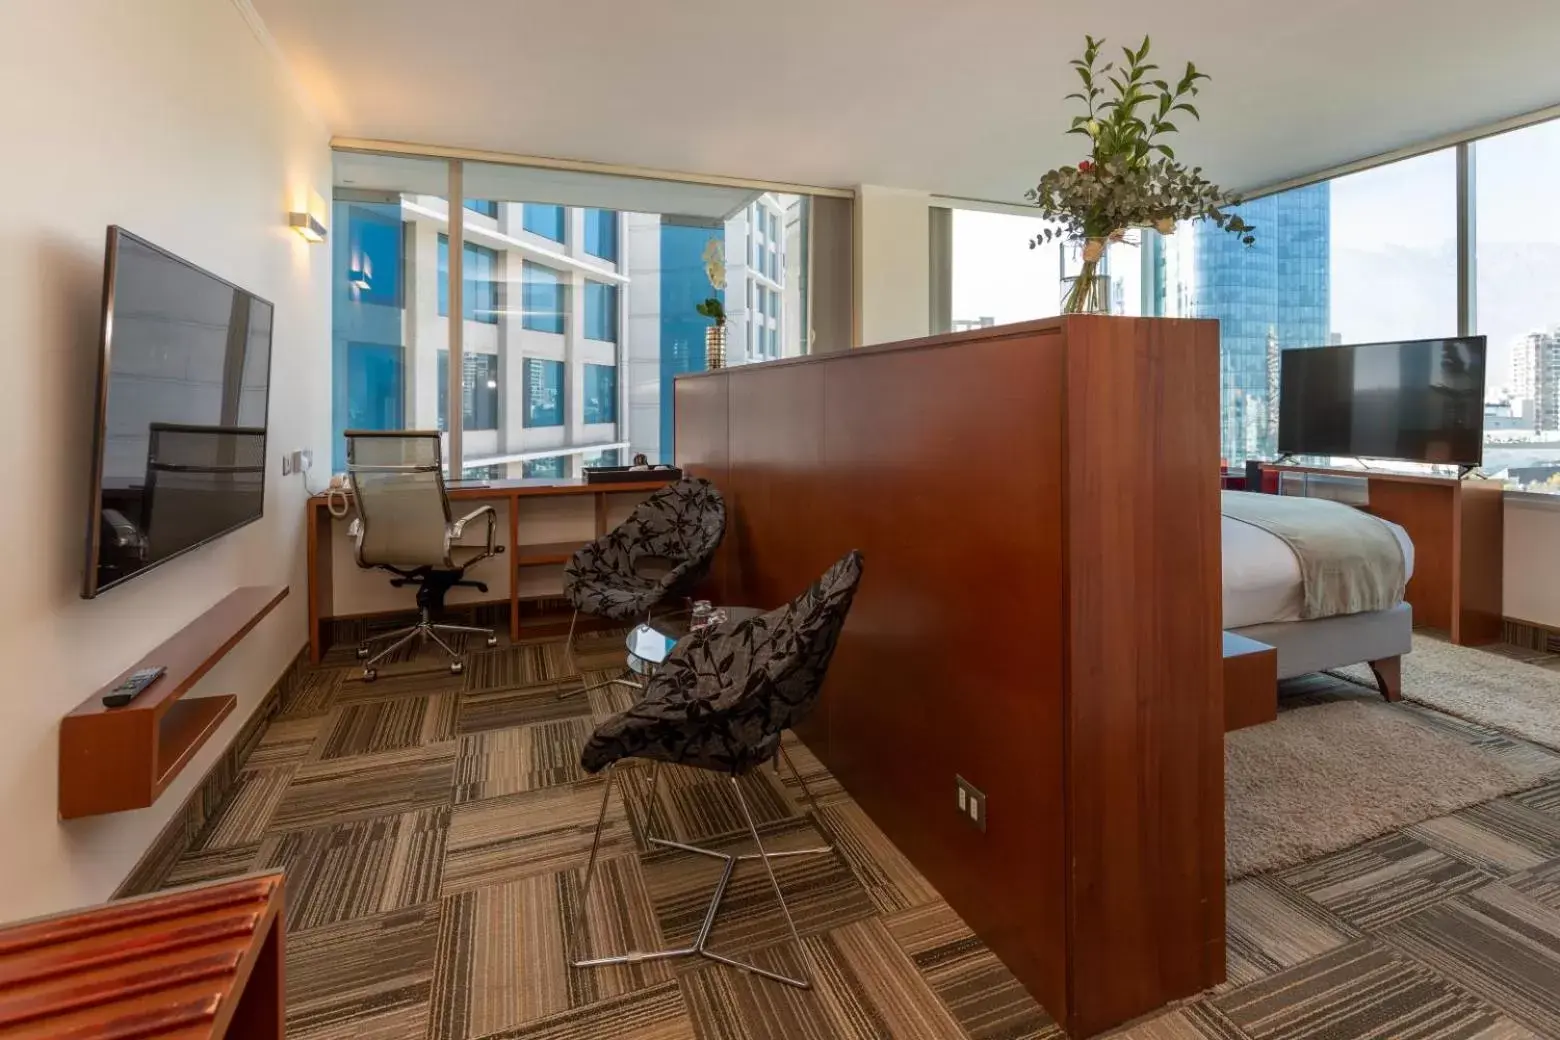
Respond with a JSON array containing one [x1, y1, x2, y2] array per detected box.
[[705, 325, 727, 369]]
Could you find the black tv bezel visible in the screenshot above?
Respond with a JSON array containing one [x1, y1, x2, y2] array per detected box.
[[81, 226, 276, 599], [1276, 334, 1488, 469]]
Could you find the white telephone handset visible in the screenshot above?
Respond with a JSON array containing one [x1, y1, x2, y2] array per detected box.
[[326, 473, 350, 518]]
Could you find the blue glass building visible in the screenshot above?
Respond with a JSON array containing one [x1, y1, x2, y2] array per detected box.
[[656, 221, 722, 461], [1152, 184, 1331, 463]]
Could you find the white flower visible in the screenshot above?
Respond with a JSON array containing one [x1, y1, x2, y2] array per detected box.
[[701, 239, 727, 291]]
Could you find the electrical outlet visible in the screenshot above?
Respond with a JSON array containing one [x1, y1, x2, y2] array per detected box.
[[955, 775, 986, 832], [298, 449, 313, 473], [281, 454, 292, 476]]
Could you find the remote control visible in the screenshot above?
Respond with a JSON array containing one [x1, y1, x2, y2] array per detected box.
[[102, 666, 166, 708]]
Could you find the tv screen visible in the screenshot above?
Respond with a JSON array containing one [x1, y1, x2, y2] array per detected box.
[[82, 228, 273, 598], [1277, 337, 1486, 468]]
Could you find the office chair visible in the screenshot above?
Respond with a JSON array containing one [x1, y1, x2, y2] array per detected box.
[[345, 430, 503, 681], [572, 550, 863, 989]]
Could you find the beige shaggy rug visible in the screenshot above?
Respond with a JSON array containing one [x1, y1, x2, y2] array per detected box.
[[1225, 699, 1549, 878], [1338, 635, 1560, 751]]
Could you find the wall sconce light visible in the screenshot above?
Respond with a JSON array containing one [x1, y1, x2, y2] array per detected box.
[[289, 189, 328, 243]]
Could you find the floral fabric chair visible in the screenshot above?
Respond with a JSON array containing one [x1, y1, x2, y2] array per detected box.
[[563, 476, 726, 622]]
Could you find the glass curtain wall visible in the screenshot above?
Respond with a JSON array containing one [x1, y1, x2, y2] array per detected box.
[[331, 152, 834, 479]]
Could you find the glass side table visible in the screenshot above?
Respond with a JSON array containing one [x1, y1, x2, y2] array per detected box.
[[625, 607, 762, 677]]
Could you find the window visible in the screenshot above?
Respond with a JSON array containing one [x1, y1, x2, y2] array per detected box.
[[523, 455, 566, 478], [464, 199, 499, 219], [523, 358, 564, 427], [461, 465, 501, 480], [583, 363, 617, 424], [1475, 117, 1560, 489], [437, 234, 500, 324], [584, 209, 618, 261], [522, 262, 565, 333], [437, 351, 499, 431], [523, 204, 566, 242], [584, 281, 618, 341], [583, 449, 621, 468], [950, 209, 1064, 329]]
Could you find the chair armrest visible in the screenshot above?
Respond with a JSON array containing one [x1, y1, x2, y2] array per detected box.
[[450, 504, 498, 560]]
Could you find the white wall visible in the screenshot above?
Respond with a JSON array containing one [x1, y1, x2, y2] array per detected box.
[[0, 0, 330, 921], [856, 185, 931, 346], [1503, 497, 1560, 628]]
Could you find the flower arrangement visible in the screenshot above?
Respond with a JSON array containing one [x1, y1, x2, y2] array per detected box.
[[695, 238, 727, 325], [1028, 35, 1255, 314]]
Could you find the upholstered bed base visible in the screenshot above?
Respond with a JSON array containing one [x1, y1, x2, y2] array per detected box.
[[1229, 602, 1412, 702]]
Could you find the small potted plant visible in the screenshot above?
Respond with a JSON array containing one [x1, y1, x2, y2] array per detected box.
[[697, 239, 727, 368], [1028, 35, 1255, 314]]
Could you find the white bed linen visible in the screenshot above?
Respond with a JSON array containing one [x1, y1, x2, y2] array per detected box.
[[1223, 514, 1415, 629]]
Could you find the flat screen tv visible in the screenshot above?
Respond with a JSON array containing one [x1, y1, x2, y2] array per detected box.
[[1277, 336, 1487, 468], [82, 228, 273, 598]]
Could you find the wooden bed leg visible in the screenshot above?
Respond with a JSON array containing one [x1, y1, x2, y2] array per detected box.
[[1368, 656, 1402, 703]]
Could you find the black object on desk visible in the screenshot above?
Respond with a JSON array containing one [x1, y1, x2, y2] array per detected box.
[[585, 465, 682, 485], [102, 666, 165, 708]]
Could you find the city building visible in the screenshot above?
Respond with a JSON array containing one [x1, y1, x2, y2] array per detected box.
[[1509, 328, 1560, 433], [1148, 183, 1332, 464], [333, 193, 799, 475]]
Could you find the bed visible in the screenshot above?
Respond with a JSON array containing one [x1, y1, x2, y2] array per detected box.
[[1223, 494, 1414, 701]]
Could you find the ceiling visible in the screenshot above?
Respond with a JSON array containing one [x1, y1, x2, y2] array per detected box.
[[252, 0, 1560, 202]]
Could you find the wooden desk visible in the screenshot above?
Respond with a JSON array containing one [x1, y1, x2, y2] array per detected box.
[[1264, 466, 1504, 645], [306, 478, 671, 662], [0, 873, 284, 1039]]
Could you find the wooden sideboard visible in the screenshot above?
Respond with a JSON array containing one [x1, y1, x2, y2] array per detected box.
[[0, 873, 284, 1039], [675, 316, 1224, 1037], [1264, 465, 1504, 645]]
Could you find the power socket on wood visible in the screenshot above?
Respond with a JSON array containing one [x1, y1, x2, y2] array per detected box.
[[955, 774, 987, 832]]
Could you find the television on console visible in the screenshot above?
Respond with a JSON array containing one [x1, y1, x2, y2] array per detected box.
[[1277, 336, 1486, 468], [81, 227, 273, 598]]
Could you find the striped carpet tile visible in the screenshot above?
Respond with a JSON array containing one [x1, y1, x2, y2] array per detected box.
[[615, 764, 794, 847], [260, 805, 449, 932], [1406, 797, 1560, 876], [884, 900, 1058, 1040], [430, 857, 672, 1040], [189, 766, 297, 850], [162, 843, 261, 888], [277, 667, 346, 719], [1275, 831, 1497, 931], [1212, 938, 1534, 1040], [1508, 857, 1560, 911], [1221, 876, 1359, 989], [458, 682, 598, 734], [441, 779, 634, 897], [245, 714, 330, 769], [470, 982, 695, 1040], [1380, 882, 1560, 1036], [286, 901, 441, 1040], [316, 691, 459, 760], [817, 799, 941, 915], [268, 741, 457, 832], [453, 717, 596, 803], [1515, 778, 1560, 817]]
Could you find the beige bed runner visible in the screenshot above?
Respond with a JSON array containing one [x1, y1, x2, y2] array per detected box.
[[1221, 491, 1406, 619]]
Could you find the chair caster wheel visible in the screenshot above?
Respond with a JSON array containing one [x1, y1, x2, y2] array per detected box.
[[362, 668, 378, 682], [485, 636, 498, 648], [449, 661, 464, 675], [356, 647, 369, 660]]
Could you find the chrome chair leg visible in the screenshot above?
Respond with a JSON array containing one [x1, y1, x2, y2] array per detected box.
[[363, 627, 422, 669], [558, 609, 647, 700], [358, 623, 420, 649], [425, 627, 460, 660], [569, 763, 820, 988]]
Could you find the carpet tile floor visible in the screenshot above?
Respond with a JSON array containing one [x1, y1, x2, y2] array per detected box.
[[156, 627, 1560, 1039]]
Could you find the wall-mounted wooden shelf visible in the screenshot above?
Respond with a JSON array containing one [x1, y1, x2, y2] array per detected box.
[[59, 585, 289, 820]]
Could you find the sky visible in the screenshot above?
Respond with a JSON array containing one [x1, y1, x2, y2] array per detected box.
[[951, 117, 1560, 395]]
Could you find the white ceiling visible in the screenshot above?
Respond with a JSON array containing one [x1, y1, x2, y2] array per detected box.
[[252, 0, 1560, 202]]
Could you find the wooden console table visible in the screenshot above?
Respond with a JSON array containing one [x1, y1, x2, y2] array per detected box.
[[59, 586, 288, 819], [306, 478, 673, 662], [1264, 466, 1503, 645], [0, 873, 284, 1039]]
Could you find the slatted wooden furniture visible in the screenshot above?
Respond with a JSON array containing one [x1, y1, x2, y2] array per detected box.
[[0, 873, 284, 1039], [1223, 631, 1278, 732], [675, 316, 1224, 1037], [59, 586, 288, 820]]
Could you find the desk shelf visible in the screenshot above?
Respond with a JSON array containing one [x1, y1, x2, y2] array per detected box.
[[59, 585, 288, 819], [514, 540, 586, 567]]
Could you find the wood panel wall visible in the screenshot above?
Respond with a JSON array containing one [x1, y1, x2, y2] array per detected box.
[[675, 316, 1224, 1037]]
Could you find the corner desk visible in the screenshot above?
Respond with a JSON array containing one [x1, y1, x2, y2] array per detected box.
[[306, 478, 672, 663]]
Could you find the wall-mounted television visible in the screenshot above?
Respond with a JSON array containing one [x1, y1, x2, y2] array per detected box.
[[1277, 336, 1486, 468], [81, 228, 273, 598]]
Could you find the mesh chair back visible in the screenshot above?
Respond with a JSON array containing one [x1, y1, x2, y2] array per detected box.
[[347, 431, 452, 568], [142, 424, 265, 563]]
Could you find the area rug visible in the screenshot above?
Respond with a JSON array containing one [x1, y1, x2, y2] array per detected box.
[[1337, 635, 1560, 751], [1225, 699, 1550, 878]]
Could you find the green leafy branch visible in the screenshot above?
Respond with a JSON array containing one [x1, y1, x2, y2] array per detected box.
[[696, 297, 726, 325]]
